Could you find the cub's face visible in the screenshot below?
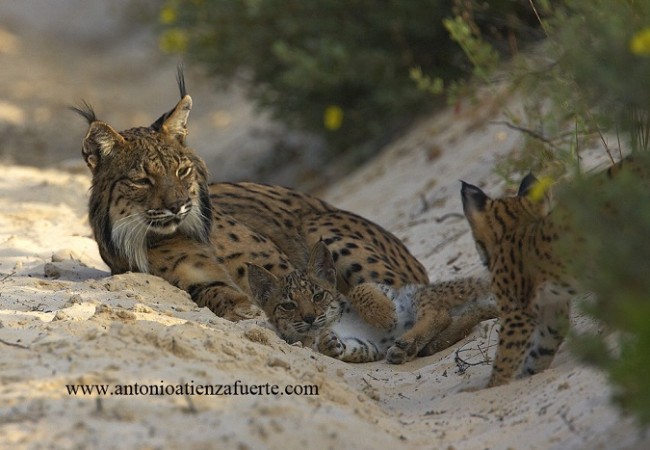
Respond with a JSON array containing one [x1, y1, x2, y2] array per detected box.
[[251, 270, 342, 343], [248, 241, 342, 344]]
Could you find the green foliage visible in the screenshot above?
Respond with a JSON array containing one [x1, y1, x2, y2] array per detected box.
[[157, 0, 543, 157], [443, 15, 499, 80], [561, 153, 650, 424], [159, 0, 453, 155], [444, 0, 650, 424], [554, 0, 650, 138], [504, 0, 650, 425]]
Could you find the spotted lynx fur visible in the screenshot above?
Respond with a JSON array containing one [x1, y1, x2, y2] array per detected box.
[[72, 68, 428, 321], [248, 242, 496, 363], [461, 174, 578, 387]]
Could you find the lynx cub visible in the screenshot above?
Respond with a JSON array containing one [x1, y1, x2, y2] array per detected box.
[[248, 242, 496, 363], [461, 174, 577, 387]]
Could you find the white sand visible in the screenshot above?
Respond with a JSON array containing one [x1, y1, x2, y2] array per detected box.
[[1, 89, 647, 449]]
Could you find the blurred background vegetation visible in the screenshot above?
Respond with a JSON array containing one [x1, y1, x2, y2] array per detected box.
[[156, 0, 545, 165]]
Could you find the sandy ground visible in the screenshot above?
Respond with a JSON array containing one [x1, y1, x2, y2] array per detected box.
[[1, 87, 649, 449], [1, 2, 649, 449]]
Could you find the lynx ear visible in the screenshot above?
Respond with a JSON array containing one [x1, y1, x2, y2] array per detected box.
[[82, 121, 124, 172], [71, 102, 123, 172], [517, 173, 539, 197], [162, 95, 192, 144], [307, 241, 336, 288], [461, 181, 489, 216], [247, 263, 279, 309], [151, 66, 192, 143], [518, 172, 552, 215]]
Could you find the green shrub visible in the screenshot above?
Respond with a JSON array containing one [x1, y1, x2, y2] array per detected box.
[[157, 0, 543, 157], [554, 0, 650, 138], [556, 3, 650, 417], [537, 0, 650, 425], [441, 0, 650, 424], [562, 152, 650, 424]]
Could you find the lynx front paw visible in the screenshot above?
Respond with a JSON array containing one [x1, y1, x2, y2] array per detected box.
[[316, 330, 346, 359], [386, 339, 416, 364], [222, 303, 263, 321]]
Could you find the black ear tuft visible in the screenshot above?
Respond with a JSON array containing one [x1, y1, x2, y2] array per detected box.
[[177, 62, 187, 98], [70, 100, 97, 124], [151, 66, 192, 141], [517, 173, 539, 197], [461, 180, 488, 212]]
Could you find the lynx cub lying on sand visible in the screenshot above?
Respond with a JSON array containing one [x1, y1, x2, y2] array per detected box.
[[248, 242, 496, 363]]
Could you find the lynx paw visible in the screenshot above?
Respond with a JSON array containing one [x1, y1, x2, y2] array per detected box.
[[386, 339, 416, 364], [368, 307, 398, 331], [316, 330, 346, 359], [223, 303, 263, 321], [348, 284, 398, 331]]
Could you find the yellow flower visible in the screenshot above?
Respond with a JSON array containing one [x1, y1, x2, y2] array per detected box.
[[630, 28, 650, 56], [160, 6, 177, 25], [527, 176, 554, 203], [324, 105, 344, 131], [159, 29, 188, 53]]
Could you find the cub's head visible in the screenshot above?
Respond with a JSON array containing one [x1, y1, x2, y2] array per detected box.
[[73, 67, 212, 274], [461, 174, 550, 267], [247, 242, 343, 344]]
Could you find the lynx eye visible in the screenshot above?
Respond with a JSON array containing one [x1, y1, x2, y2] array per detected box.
[[130, 177, 153, 187], [312, 292, 326, 303], [280, 301, 296, 311], [177, 166, 193, 179]]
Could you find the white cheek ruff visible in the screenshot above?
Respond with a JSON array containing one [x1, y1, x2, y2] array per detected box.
[[110, 200, 207, 274], [110, 213, 150, 273], [178, 201, 210, 243]]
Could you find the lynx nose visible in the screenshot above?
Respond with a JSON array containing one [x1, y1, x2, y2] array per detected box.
[[303, 314, 316, 325], [167, 199, 189, 215]]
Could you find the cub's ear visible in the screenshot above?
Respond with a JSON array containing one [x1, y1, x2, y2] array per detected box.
[[518, 172, 552, 215], [247, 263, 279, 309], [517, 172, 539, 197], [308, 241, 336, 288], [461, 181, 489, 216]]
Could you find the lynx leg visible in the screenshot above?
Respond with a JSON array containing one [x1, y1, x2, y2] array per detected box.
[[347, 283, 398, 331], [521, 286, 571, 376], [149, 238, 261, 321], [419, 302, 498, 356], [316, 330, 383, 363], [487, 308, 537, 387], [386, 307, 452, 364]]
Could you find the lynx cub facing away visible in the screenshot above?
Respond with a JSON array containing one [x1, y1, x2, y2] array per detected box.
[[72, 68, 428, 321], [248, 242, 496, 363], [461, 174, 577, 387]]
